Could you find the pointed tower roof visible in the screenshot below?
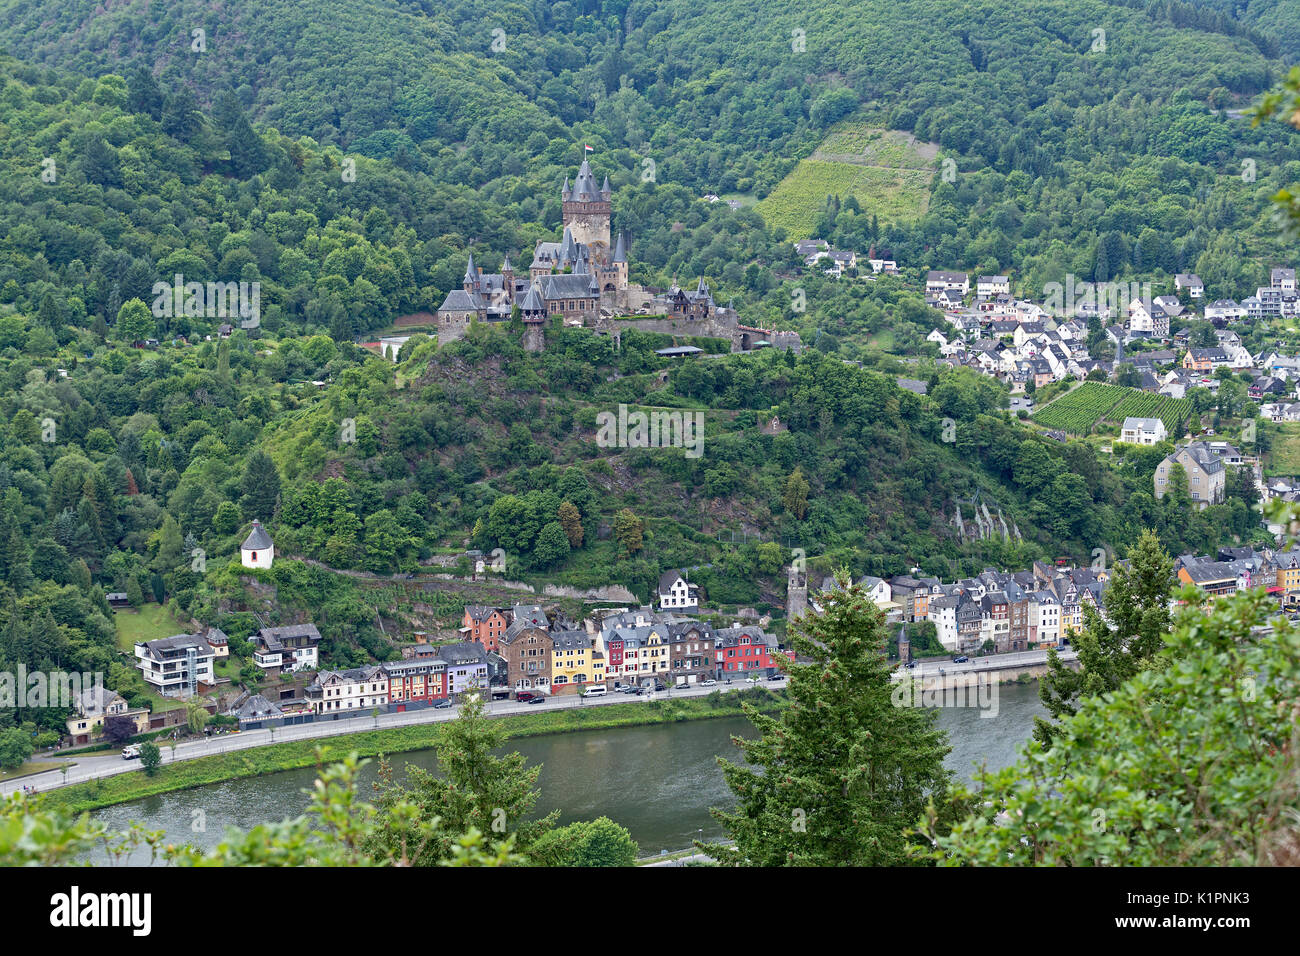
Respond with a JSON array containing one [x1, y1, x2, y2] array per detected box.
[[601, 174, 612, 198], [613, 232, 627, 263], [521, 285, 546, 313], [242, 520, 273, 551], [572, 159, 601, 202], [559, 226, 577, 263], [502, 253, 513, 272], [464, 253, 477, 284], [561, 176, 571, 201]]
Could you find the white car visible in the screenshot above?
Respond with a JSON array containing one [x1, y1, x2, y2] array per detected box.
[[701, 679, 717, 686]]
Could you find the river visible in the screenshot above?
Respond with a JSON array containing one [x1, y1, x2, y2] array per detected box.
[[90, 681, 1044, 862]]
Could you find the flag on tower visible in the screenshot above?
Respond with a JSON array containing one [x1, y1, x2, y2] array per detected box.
[[584, 144, 594, 153]]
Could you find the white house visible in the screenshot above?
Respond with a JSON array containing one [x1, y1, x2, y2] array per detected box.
[[1174, 273, 1204, 298], [859, 576, 893, 608], [253, 624, 322, 673], [926, 271, 969, 296], [307, 666, 389, 715], [135, 634, 217, 698], [241, 520, 274, 569], [658, 570, 699, 612], [1120, 416, 1168, 445], [928, 594, 960, 650], [1205, 299, 1246, 323], [977, 275, 1010, 297]]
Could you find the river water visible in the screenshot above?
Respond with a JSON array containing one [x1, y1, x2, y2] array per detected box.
[[91, 682, 1044, 861]]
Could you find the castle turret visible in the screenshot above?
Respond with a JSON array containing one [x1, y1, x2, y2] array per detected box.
[[520, 284, 547, 324], [463, 252, 478, 293]]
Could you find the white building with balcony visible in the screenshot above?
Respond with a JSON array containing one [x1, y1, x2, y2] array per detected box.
[[135, 633, 217, 698]]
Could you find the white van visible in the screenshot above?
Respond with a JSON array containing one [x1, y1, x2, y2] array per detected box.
[[121, 745, 141, 760], [583, 685, 608, 698]]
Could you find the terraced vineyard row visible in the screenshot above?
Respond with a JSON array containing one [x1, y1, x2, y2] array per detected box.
[[1031, 382, 1190, 437], [1104, 391, 1192, 435], [1032, 383, 1129, 434]]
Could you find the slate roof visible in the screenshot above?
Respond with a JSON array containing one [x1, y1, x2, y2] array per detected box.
[[241, 521, 273, 551]]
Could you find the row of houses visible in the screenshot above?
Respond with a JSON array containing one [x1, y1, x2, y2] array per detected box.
[[1174, 545, 1300, 607], [464, 602, 790, 694], [811, 562, 1106, 655], [811, 533, 1300, 656]]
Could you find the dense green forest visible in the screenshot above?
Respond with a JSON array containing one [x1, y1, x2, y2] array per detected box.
[[0, 0, 1293, 733], [1, 0, 1298, 328]]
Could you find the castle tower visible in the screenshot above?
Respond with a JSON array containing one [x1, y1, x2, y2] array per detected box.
[[611, 232, 629, 290], [562, 159, 611, 256], [786, 565, 808, 622]]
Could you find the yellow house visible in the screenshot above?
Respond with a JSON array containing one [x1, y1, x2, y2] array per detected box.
[[551, 630, 601, 694], [65, 686, 150, 745]]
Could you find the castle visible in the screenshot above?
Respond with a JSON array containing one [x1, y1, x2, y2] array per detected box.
[[435, 158, 727, 351]]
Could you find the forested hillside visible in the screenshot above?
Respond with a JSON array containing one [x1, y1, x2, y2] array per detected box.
[[0, 0, 1292, 731], [1, 0, 1297, 312]]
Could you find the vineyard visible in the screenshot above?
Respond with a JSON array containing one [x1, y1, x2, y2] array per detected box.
[[1032, 382, 1191, 436]]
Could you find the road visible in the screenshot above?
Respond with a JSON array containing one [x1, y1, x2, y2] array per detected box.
[[0, 678, 782, 798], [904, 647, 1077, 678]]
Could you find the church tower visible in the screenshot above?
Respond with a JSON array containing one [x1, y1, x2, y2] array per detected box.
[[561, 159, 611, 256]]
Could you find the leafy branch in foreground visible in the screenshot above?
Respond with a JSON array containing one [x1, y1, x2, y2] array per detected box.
[[925, 589, 1300, 866]]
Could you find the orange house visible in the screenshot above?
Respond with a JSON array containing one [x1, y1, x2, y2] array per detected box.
[[462, 606, 509, 653]]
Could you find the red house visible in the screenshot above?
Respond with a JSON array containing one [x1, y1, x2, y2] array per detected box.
[[382, 658, 448, 708], [714, 627, 788, 677]]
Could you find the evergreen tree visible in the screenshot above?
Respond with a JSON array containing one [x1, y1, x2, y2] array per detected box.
[[1034, 529, 1174, 747], [366, 693, 558, 864], [126, 66, 164, 119], [706, 572, 953, 865], [240, 450, 282, 521]]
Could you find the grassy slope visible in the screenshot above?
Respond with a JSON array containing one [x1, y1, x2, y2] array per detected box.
[[756, 125, 937, 238]]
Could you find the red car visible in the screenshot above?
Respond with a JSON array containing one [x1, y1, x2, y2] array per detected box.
[[515, 691, 536, 702]]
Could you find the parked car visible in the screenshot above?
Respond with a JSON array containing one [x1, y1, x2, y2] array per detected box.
[[526, 695, 546, 705], [121, 745, 141, 760], [515, 692, 536, 702], [905, 661, 918, 669], [433, 698, 453, 709], [952, 655, 970, 663], [701, 679, 718, 686], [766, 673, 784, 681]]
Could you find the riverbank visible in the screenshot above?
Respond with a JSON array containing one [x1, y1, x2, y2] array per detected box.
[[41, 691, 785, 815]]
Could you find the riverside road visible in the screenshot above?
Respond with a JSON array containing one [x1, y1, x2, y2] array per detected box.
[[3, 646, 1075, 798]]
